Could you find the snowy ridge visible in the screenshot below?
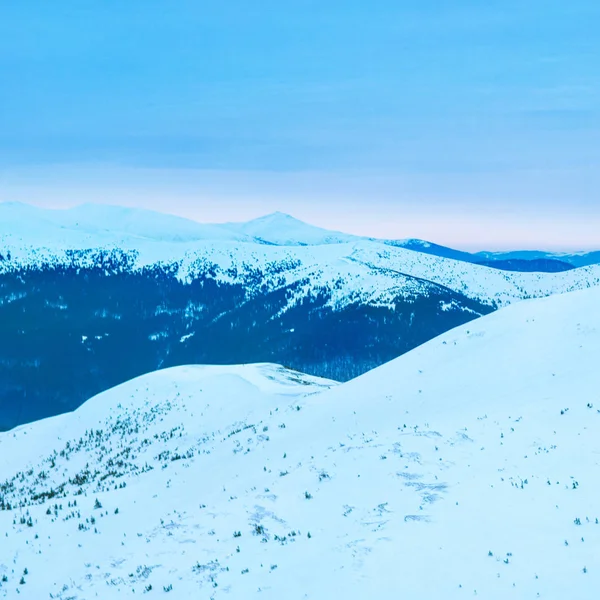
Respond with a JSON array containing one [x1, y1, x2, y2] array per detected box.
[[0, 203, 365, 247], [0, 202, 256, 245], [3, 235, 600, 311], [0, 364, 337, 480], [1, 287, 600, 598], [2, 202, 598, 268], [3, 203, 600, 313]]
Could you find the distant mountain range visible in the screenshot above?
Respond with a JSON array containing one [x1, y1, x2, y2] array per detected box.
[[1, 202, 598, 269], [1, 202, 599, 429]]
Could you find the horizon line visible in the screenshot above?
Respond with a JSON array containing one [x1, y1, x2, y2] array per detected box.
[[1, 199, 597, 255]]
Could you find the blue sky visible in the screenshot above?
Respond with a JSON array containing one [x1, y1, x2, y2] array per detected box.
[[0, 1, 598, 249]]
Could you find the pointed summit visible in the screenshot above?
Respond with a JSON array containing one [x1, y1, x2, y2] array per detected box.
[[260, 211, 296, 220], [222, 212, 362, 246]]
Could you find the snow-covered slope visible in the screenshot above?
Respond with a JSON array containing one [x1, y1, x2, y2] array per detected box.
[[2, 200, 600, 429], [1, 287, 600, 599], [176, 241, 600, 309], [3, 225, 600, 310]]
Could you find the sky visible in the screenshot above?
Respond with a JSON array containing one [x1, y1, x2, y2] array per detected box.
[[0, 0, 599, 250]]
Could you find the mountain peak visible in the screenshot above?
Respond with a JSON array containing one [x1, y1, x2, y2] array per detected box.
[[241, 211, 310, 225], [223, 212, 361, 246], [264, 210, 296, 219]]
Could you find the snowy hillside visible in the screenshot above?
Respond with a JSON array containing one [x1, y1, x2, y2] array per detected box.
[[3, 225, 600, 310], [1, 287, 599, 599]]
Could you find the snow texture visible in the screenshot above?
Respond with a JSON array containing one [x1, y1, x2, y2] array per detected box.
[[1, 287, 600, 599]]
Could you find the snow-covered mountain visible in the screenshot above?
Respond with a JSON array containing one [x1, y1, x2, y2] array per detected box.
[[1, 201, 598, 312], [2, 201, 598, 267], [4, 236, 599, 308], [2, 201, 600, 429], [0, 202, 255, 245], [476, 249, 600, 269], [221, 211, 364, 245], [0, 203, 364, 248], [1, 286, 599, 599]]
